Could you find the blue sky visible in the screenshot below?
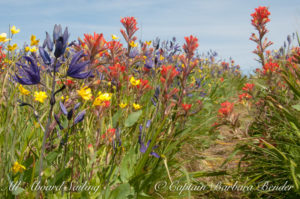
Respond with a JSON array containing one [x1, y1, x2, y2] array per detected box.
[[0, 0, 299, 74]]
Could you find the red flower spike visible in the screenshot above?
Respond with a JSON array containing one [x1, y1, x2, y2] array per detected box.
[[120, 16, 139, 42], [251, 6, 271, 27], [181, 104, 192, 112], [160, 65, 179, 84], [263, 61, 279, 74], [242, 83, 254, 92], [76, 32, 106, 64], [218, 101, 234, 117], [239, 93, 252, 101], [108, 63, 126, 78], [183, 35, 199, 59]]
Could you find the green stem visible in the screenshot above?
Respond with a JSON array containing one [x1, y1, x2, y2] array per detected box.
[[36, 58, 58, 199]]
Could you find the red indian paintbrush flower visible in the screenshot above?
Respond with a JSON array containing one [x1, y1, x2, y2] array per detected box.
[[183, 35, 199, 59], [160, 65, 179, 84], [242, 83, 254, 92], [77, 32, 106, 63], [263, 61, 279, 74], [108, 63, 125, 78], [181, 104, 192, 112], [251, 6, 271, 27], [120, 16, 138, 42], [239, 93, 252, 101], [102, 128, 116, 142], [218, 101, 234, 117]]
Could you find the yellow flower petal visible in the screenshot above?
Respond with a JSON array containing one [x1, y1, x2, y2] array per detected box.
[[34, 91, 47, 103]]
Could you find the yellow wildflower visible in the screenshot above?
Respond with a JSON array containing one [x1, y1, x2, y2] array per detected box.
[[30, 35, 39, 46], [19, 85, 30, 95], [0, 33, 10, 42], [7, 44, 18, 51], [61, 95, 69, 101], [12, 161, 26, 174], [34, 121, 40, 128], [11, 25, 20, 35], [129, 41, 138, 48], [111, 34, 119, 40], [25, 46, 30, 52], [145, 41, 152, 46], [93, 92, 112, 106], [30, 46, 37, 52], [77, 86, 92, 100], [119, 102, 127, 108], [34, 91, 47, 103], [130, 76, 140, 86], [160, 55, 164, 61], [190, 76, 196, 84], [133, 103, 142, 110]]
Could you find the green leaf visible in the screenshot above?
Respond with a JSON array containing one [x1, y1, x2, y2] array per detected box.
[[109, 183, 132, 199], [124, 110, 142, 127], [12, 187, 24, 195], [292, 104, 300, 112], [112, 110, 122, 127]]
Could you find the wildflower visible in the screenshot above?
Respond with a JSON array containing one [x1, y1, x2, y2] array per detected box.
[[25, 46, 30, 52], [19, 85, 30, 95], [181, 104, 192, 112], [74, 110, 86, 125], [14, 56, 40, 85], [108, 63, 125, 78], [34, 91, 47, 103], [93, 92, 111, 106], [77, 86, 92, 100], [145, 41, 152, 46], [129, 48, 139, 58], [7, 44, 18, 51], [239, 93, 252, 101], [183, 35, 199, 59], [102, 128, 116, 142], [263, 61, 279, 74], [111, 34, 119, 40], [139, 125, 159, 158], [67, 50, 92, 79], [42, 32, 54, 51], [220, 77, 224, 82], [120, 16, 138, 42], [0, 33, 10, 42], [12, 161, 26, 174], [159, 55, 164, 61], [78, 32, 106, 61], [130, 76, 140, 86], [129, 40, 138, 48], [218, 101, 234, 117], [30, 35, 40, 46], [53, 24, 69, 58], [137, 79, 151, 90], [251, 6, 270, 27], [11, 25, 20, 35], [119, 102, 127, 108], [133, 103, 142, 110], [30, 46, 37, 53], [144, 58, 154, 69], [242, 83, 254, 92], [160, 65, 179, 84]]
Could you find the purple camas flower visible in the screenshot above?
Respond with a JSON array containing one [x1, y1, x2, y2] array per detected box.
[[74, 110, 86, 125], [43, 32, 54, 52], [53, 24, 69, 58], [129, 48, 138, 58], [138, 125, 160, 158], [14, 56, 40, 85], [67, 51, 92, 79]]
